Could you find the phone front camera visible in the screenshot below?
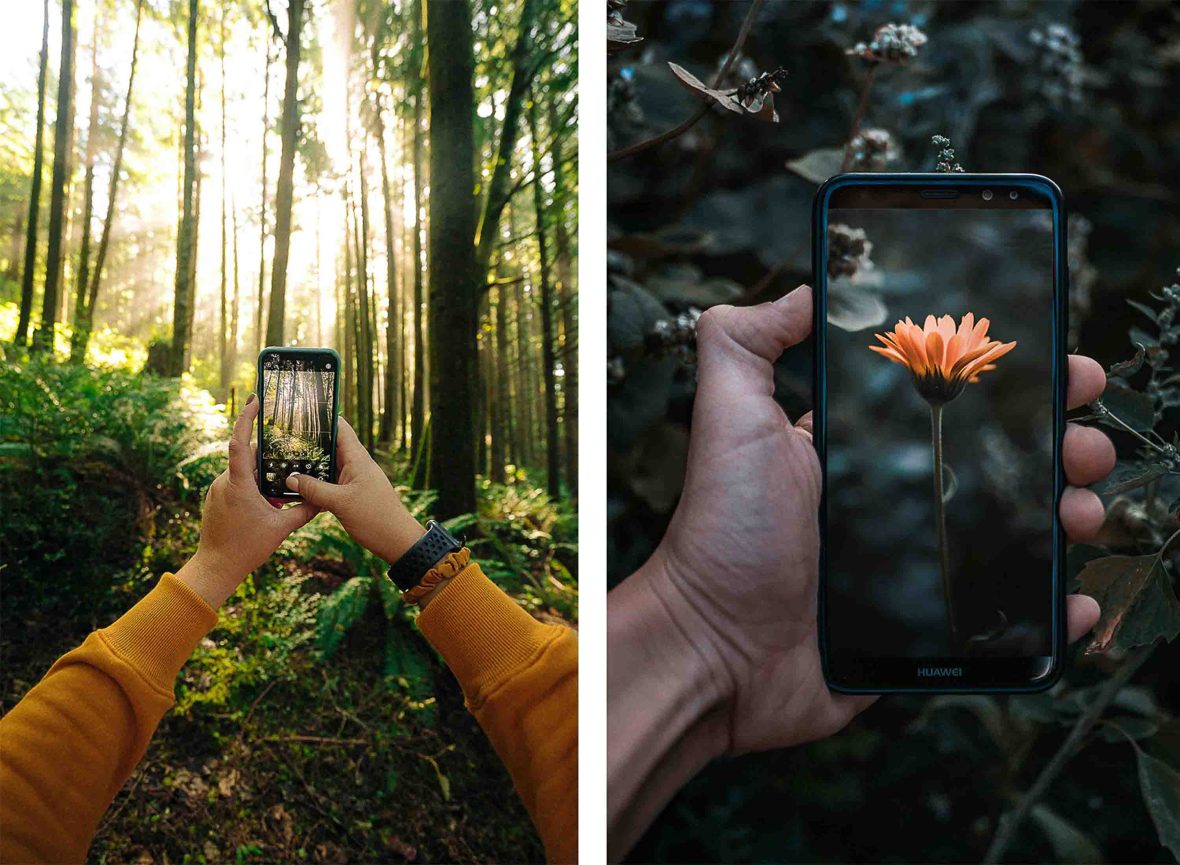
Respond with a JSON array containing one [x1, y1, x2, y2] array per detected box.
[[1009, 191, 1019, 200], [981, 190, 994, 201]]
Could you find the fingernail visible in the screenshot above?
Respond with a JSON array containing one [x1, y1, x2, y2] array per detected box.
[[775, 284, 810, 305], [246, 393, 257, 406], [285, 473, 300, 490]]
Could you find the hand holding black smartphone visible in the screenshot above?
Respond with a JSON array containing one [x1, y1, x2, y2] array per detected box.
[[256, 347, 341, 501], [815, 174, 1067, 693]]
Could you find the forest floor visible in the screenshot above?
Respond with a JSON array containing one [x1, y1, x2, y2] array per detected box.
[[3, 534, 557, 865]]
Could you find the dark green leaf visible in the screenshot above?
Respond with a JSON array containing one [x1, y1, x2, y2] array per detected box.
[[1098, 717, 1159, 743], [786, 147, 846, 184], [1098, 383, 1157, 432], [1078, 554, 1180, 654], [1029, 803, 1104, 865], [1103, 462, 1172, 495], [1131, 325, 1160, 349], [1127, 299, 1160, 323], [1136, 747, 1180, 862]]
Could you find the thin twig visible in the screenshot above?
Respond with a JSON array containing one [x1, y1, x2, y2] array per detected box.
[[1099, 402, 1172, 455], [259, 734, 370, 746], [608, 0, 765, 162], [981, 644, 1157, 864], [840, 64, 878, 172]]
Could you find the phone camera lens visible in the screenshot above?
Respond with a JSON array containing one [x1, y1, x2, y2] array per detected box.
[[981, 190, 994, 201], [1009, 191, 1019, 200]]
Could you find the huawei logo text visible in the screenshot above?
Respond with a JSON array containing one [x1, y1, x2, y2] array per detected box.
[[917, 666, 963, 677]]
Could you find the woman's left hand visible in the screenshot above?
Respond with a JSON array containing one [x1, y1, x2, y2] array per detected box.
[[176, 395, 320, 609]]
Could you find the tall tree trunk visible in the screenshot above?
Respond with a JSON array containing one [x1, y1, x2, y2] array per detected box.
[[314, 194, 323, 345], [69, 18, 101, 364], [426, 0, 478, 517], [495, 276, 514, 474], [72, 0, 144, 362], [32, 0, 76, 354], [550, 101, 577, 497], [354, 143, 374, 453], [230, 193, 240, 384], [376, 98, 399, 445], [398, 122, 409, 452], [185, 119, 203, 371], [473, 0, 541, 278], [341, 205, 356, 420], [512, 264, 532, 466], [256, 34, 271, 353], [218, 6, 229, 395], [265, 0, 305, 347], [489, 278, 506, 484], [16, 0, 51, 347], [410, 0, 427, 485], [169, 0, 199, 375], [529, 100, 561, 498]]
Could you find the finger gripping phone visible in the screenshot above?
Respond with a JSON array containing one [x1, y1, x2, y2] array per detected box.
[[814, 173, 1067, 693], [257, 347, 341, 501]]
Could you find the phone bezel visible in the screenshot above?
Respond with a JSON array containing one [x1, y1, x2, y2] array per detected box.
[[813, 173, 1068, 694], [256, 346, 342, 502]]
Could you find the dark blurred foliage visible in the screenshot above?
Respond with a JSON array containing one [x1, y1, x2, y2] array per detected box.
[[608, 1, 1180, 862]]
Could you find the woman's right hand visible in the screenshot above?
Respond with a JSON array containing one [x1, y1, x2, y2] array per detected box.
[[284, 418, 426, 564]]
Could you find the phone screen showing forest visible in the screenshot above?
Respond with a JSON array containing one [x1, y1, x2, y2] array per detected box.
[[260, 354, 336, 498], [824, 202, 1056, 661]]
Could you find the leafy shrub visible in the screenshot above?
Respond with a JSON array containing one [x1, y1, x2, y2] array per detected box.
[[0, 358, 226, 624]]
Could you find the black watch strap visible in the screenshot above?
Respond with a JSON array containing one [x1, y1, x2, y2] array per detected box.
[[386, 520, 463, 591]]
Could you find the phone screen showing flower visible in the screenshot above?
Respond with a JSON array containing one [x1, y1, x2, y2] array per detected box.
[[822, 183, 1060, 682], [259, 351, 338, 498]]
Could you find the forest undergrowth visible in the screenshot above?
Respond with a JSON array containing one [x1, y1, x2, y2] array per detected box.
[[0, 300, 577, 863]]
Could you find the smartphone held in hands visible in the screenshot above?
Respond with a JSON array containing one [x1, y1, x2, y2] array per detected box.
[[256, 347, 341, 502], [814, 173, 1068, 694]]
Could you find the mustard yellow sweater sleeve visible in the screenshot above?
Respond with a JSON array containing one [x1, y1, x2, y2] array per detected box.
[[0, 574, 217, 864], [417, 563, 579, 864]]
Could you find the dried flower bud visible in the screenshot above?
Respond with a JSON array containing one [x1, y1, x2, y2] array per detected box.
[[646, 308, 704, 365], [848, 128, 899, 171], [848, 23, 928, 64], [932, 134, 964, 172], [1029, 23, 1084, 108], [828, 224, 873, 280]]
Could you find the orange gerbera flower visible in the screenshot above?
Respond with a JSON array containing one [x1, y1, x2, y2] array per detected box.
[[869, 313, 1016, 404]]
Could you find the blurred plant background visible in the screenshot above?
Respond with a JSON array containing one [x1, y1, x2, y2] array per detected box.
[[607, 1, 1179, 862]]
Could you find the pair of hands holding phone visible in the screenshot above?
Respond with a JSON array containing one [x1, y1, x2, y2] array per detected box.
[[175, 395, 424, 610], [608, 285, 1112, 857]]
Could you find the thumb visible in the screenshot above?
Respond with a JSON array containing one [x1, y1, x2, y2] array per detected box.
[[695, 284, 813, 398], [286, 472, 343, 509], [276, 500, 320, 534]]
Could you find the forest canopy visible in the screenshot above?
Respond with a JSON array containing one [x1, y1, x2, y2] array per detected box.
[[0, 0, 579, 516]]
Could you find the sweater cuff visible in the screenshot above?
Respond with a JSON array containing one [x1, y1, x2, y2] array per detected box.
[[416, 563, 555, 706], [98, 573, 219, 694]]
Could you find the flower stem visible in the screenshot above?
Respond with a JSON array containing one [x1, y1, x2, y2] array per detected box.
[[840, 64, 878, 172], [931, 404, 957, 648]]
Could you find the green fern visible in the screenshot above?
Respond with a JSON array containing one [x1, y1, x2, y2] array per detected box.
[[315, 576, 374, 658], [384, 622, 437, 727]]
